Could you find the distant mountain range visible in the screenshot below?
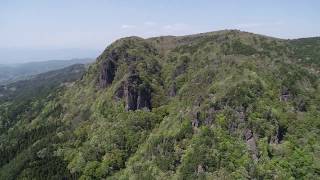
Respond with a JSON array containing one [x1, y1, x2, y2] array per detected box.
[[0, 58, 94, 84], [0, 64, 87, 103]]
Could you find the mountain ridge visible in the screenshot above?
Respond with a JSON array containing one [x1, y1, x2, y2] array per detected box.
[[0, 58, 94, 85], [0, 30, 319, 179]]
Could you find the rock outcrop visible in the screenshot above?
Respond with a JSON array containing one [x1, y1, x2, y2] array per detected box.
[[191, 111, 200, 128], [99, 50, 120, 88], [244, 129, 258, 161], [270, 124, 287, 144], [115, 72, 152, 111], [204, 108, 216, 126], [280, 87, 291, 102], [98, 37, 158, 111], [169, 81, 177, 97], [125, 73, 151, 111], [99, 59, 116, 87], [136, 83, 152, 110]]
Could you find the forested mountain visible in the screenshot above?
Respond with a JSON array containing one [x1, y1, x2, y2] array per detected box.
[[0, 58, 93, 85], [0, 30, 319, 179], [0, 64, 87, 102], [0, 64, 87, 140]]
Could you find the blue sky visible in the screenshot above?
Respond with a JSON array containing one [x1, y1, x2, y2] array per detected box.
[[0, 0, 319, 63]]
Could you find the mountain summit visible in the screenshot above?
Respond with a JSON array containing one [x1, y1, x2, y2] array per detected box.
[[0, 30, 319, 179]]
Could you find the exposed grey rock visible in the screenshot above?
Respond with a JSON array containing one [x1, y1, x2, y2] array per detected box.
[[114, 72, 152, 111], [125, 74, 140, 111], [244, 129, 258, 161], [238, 111, 245, 122], [137, 85, 152, 110], [270, 126, 280, 144], [235, 106, 246, 121], [204, 118, 212, 126], [114, 82, 125, 100], [192, 119, 200, 128], [270, 124, 286, 144], [99, 59, 116, 88], [99, 50, 120, 88], [99, 48, 143, 88], [192, 111, 200, 128], [169, 81, 177, 97], [204, 108, 216, 126], [280, 87, 291, 102], [197, 164, 205, 174], [244, 129, 253, 141], [108, 49, 120, 62]]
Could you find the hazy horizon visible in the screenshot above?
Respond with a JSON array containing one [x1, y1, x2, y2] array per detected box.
[[1, 0, 319, 64], [0, 48, 100, 64]]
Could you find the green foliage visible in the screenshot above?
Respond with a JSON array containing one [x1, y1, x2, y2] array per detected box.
[[225, 39, 258, 56], [1, 30, 320, 179], [290, 37, 320, 66]]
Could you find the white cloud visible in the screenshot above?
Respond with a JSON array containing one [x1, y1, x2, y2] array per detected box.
[[121, 24, 136, 29]]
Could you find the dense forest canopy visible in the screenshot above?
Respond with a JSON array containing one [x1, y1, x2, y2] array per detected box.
[[0, 30, 319, 179]]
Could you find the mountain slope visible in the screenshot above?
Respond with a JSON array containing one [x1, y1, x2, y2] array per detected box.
[[0, 58, 93, 85], [0, 64, 89, 180], [290, 37, 320, 72], [0, 30, 319, 179], [0, 64, 87, 102]]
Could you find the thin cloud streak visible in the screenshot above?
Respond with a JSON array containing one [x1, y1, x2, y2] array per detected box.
[[121, 24, 136, 29]]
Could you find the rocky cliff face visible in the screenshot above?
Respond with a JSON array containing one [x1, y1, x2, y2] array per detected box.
[[99, 37, 158, 111], [124, 73, 151, 111], [114, 70, 152, 111], [244, 129, 258, 161], [99, 59, 116, 87]]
